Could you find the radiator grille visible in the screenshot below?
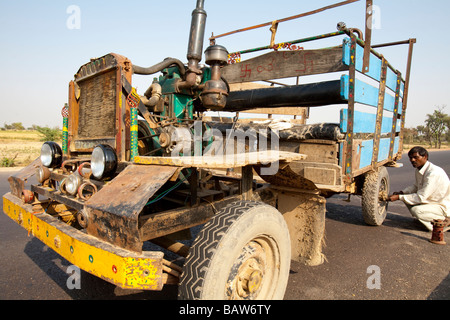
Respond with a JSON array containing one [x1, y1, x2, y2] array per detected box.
[[77, 70, 116, 139]]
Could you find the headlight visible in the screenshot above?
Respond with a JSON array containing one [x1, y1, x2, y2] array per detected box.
[[91, 144, 117, 179], [40, 142, 62, 168], [36, 166, 51, 183], [65, 174, 81, 196]]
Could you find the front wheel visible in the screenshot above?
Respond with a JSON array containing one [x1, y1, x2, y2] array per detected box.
[[361, 166, 390, 226], [178, 201, 291, 300]]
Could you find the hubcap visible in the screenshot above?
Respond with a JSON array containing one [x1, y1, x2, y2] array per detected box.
[[378, 177, 388, 215], [226, 236, 279, 299]]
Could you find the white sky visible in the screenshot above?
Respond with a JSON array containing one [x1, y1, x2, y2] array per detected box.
[[0, 0, 449, 129]]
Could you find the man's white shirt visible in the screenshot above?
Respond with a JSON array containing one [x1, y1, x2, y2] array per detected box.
[[400, 161, 450, 216]]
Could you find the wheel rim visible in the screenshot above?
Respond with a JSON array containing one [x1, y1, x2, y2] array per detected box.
[[377, 177, 389, 216], [225, 235, 280, 300]]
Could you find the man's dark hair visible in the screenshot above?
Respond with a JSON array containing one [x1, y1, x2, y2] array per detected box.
[[408, 146, 429, 159]]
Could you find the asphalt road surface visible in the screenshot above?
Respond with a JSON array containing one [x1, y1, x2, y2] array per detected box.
[[0, 150, 449, 300]]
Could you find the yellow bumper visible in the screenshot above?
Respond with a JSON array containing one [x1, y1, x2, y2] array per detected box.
[[3, 192, 164, 291]]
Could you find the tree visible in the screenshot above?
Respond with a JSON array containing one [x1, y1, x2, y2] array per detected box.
[[2, 122, 24, 130], [425, 106, 449, 149], [11, 122, 25, 130], [403, 127, 418, 145], [36, 126, 62, 142], [416, 125, 432, 146], [445, 116, 450, 143]]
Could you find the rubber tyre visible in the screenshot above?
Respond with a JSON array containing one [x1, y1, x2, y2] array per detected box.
[[178, 200, 291, 300], [137, 120, 154, 155], [361, 166, 390, 226]]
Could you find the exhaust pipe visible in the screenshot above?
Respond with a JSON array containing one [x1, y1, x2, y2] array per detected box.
[[177, 0, 207, 91], [185, 0, 229, 110], [187, 0, 207, 73]]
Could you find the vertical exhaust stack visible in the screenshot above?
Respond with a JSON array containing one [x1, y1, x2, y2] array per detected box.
[[179, 0, 229, 110], [187, 0, 207, 73], [180, 0, 207, 89]]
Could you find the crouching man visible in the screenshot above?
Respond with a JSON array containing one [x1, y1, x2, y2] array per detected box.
[[389, 146, 450, 231]]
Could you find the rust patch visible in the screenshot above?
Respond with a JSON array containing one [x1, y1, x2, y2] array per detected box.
[[85, 164, 178, 252], [8, 157, 41, 197]]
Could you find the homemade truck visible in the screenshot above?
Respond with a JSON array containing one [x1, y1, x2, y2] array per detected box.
[[3, 0, 415, 299]]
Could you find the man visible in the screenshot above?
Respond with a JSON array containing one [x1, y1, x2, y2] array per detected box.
[[389, 146, 450, 231]]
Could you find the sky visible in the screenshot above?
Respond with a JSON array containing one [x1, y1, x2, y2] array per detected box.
[[0, 0, 449, 129]]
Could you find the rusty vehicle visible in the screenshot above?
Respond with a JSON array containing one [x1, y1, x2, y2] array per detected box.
[[3, 0, 415, 299]]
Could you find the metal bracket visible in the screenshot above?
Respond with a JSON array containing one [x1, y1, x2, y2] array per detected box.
[[371, 58, 388, 168], [363, 0, 373, 74], [389, 71, 403, 160]]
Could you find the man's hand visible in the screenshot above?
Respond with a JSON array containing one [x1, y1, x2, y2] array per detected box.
[[389, 194, 400, 202], [388, 191, 403, 202]]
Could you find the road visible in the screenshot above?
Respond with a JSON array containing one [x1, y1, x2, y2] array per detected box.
[[0, 151, 449, 300]]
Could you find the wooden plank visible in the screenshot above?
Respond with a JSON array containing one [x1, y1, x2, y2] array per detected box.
[[344, 35, 357, 178], [386, 67, 399, 94], [389, 72, 403, 160], [342, 37, 406, 95], [298, 142, 339, 164], [222, 47, 348, 84], [134, 151, 307, 168], [372, 58, 388, 168], [340, 110, 401, 133], [343, 38, 382, 82], [341, 75, 378, 107], [358, 137, 400, 169], [340, 75, 397, 111]]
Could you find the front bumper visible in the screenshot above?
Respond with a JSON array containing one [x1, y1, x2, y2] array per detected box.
[[3, 192, 165, 291]]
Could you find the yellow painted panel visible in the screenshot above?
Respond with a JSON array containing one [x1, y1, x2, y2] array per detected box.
[[3, 194, 164, 290]]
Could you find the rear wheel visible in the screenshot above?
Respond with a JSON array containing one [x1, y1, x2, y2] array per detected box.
[[178, 200, 291, 300], [361, 166, 390, 226]]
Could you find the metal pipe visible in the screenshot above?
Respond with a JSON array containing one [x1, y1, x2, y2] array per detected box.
[[132, 58, 186, 77], [142, 83, 162, 107], [187, 0, 207, 65], [372, 39, 414, 49], [225, 80, 345, 112], [77, 162, 92, 179], [177, 0, 207, 91], [341, 28, 403, 80], [209, 0, 359, 42], [228, 30, 345, 56], [77, 181, 98, 201]]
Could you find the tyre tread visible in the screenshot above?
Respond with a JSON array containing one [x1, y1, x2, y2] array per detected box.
[[178, 200, 263, 299], [361, 167, 389, 226]]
